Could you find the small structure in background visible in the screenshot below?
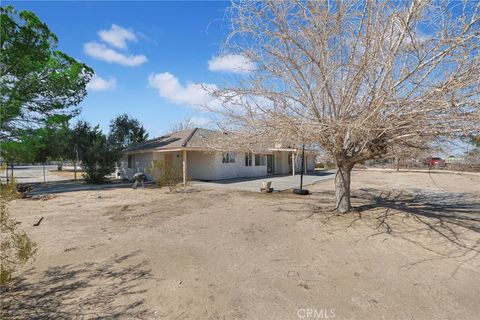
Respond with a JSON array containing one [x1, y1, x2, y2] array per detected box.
[[132, 172, 146, 189]]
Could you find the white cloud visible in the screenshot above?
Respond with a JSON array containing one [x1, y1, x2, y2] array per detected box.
[[98, 24, 137, 49], [148, 72, 218, 109], [86, 74, 117, 91], [84, 42, 147, 67], [208, 54, 255, 74]]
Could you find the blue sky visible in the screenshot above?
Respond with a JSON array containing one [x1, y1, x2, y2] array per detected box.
[[6, 1, 244, 137]]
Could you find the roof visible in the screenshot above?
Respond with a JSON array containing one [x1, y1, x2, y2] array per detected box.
[[124, 128, 219, 153], [124, 127, 317, 154]]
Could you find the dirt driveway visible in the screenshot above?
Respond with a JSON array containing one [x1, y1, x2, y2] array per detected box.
[[2, 171, 479, 319]]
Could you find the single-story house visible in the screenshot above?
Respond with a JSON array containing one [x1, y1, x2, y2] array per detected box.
[[118, 128, 316, 183]]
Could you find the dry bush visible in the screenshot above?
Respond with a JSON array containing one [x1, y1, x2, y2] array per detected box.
[[148, 160, 185, 192], [0, 178, 37, 287]]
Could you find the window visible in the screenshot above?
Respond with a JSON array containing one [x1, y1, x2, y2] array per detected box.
[[222, 152, 235, 163], [255, 154, 266, 166], [127, 155, 134, 168], [245, 153, 252, 166]]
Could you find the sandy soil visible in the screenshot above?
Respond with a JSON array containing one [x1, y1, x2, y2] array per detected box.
[[51, 169, 85, 179], [1, 171, 479, 319]]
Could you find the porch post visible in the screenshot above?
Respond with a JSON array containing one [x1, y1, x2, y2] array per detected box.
[[304, 155, 307, 174], [292, 152, 295, 176], [182, 149, 187, 186]]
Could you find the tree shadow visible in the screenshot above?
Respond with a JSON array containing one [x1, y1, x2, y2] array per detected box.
[[1, 251, 154, 319], [351, 188, 480, 275], [355, 188, 480, 235]]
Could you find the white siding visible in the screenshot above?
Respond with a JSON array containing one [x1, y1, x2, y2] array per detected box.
[[213, 152, 267, 180], [306, 155, 315, 172], [119, 150, 303, 181], [118, 152, 158, 181], [274, 152, 291, 174], [295, 154, 302, 173], [293, 154, 316, 173], [187, 151, 217, 180], [168, 151, 183, 169]]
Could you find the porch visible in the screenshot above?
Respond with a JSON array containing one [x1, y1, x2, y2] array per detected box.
[[191, 171, 334, 192]]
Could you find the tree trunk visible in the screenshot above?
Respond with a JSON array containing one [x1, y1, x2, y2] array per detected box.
[[335, 163, 353, 213]]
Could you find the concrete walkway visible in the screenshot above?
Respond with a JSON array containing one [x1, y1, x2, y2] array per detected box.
[[191, 171, 335, 192]]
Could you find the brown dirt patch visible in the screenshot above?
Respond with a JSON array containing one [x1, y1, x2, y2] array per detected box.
[[2, 171, 479, 319]]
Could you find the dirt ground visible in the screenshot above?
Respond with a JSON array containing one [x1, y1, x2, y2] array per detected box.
[[2, 170, 479, 319], [51, 170, 85, 179]]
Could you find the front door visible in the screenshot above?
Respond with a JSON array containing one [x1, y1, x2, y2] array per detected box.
[[267, 154, 275, 174]]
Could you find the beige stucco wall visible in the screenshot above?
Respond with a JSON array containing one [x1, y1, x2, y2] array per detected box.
[[118, 152, 163, 181], [273, 152, 290, 175], [187, 151, 217, 180], [294, 154, 316, 173], [212, 152, 267, 180], [118, 150, 312, 182], [306, 155, 315, 172], [119, 153, 149, 180]]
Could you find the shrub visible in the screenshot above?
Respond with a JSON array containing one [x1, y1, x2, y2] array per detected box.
[[81, 135, 120, 184], [315, 162, 336, 169], [72, 121, 121, 184], [0, 179, 37, 287], [148, 159, 184, 191]]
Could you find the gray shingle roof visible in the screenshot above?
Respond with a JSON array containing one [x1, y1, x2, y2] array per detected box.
[[124, 128, 218, 153]]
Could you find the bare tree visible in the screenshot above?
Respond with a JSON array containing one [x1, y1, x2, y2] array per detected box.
[[389, 139, 431, 171], [169, 118, 196, 133], [464, 135, 480, 167], [212, 0, 480, 212]]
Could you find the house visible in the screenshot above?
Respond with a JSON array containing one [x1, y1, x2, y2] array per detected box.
[[118, 128, 316, 183]]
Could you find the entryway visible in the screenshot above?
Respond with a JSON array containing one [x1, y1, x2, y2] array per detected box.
[[267, 154, 275, 174]]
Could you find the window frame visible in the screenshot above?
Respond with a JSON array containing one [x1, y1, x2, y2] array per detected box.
[[127, 155, 134, 168], [222, 152, 235, 164], [245, 153, 252, 166], [255, 154, 266, 166]]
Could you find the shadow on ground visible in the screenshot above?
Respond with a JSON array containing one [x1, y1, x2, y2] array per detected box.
[[354, 188, 480, 236], [346, 189, 480, 274], [0, 251, 153, 319], [296, 188, 480, 257]]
